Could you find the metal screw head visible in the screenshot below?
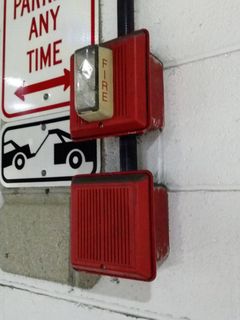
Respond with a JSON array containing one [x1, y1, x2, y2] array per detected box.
[[41, 123, 46, 131], [41, 170, 47, 177], [43, 93, 50, 100]]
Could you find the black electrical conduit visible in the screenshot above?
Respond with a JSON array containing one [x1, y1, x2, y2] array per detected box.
[[117, 0, 138, 171]]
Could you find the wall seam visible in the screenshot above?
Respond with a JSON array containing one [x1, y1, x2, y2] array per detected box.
[[164, 46, 240, 70]]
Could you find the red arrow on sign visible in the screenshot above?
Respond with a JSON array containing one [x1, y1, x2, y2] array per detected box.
[[14, 69, 70, 101]]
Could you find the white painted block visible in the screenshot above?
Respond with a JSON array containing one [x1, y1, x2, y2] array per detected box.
[[100, 0, 117, 41], [2, 286, 146, 320], [163, 50, 240, 190], [0, 289, 4, 319], [138, 131, 164, 183], [135, 0, 240, 66]]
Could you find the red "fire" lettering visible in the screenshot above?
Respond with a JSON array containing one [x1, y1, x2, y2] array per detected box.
[[101, 58, 109, 102]]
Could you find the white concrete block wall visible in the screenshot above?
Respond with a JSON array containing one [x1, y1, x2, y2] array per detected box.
[[163, 51, 240, 190], [135, 0, 240, 67], [1, 0, 240, 320]]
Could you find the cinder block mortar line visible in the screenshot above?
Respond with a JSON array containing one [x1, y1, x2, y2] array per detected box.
[[168, 188, 240, 193], [164, 46, 240, 70]]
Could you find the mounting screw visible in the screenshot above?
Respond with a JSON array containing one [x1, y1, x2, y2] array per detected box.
[[43, 93, 50, 100], [41, 123, 46, 131], [41, 170, 47, 177]]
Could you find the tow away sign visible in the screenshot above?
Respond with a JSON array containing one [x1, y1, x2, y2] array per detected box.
[[0, 114, 101, 187], [1, 0, 98, 121]]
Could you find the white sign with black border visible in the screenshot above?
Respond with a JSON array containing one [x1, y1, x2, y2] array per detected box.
[[0, 113, 101, 187]]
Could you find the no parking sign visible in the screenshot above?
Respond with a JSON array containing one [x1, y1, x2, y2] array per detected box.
[[1, 0, 98, 121]]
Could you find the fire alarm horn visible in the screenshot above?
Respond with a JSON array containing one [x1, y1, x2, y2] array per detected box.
[[71, 170, 169, 281]]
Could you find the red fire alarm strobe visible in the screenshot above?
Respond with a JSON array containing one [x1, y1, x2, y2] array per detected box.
[[71, 171, 169, 281], [70, 29, 164, 141]]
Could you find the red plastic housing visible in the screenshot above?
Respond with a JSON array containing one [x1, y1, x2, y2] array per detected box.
[[70, 30, 164, 141], [71, 171, 169, 281]]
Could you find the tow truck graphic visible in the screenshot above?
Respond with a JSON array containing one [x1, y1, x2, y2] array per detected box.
[[3, 129, 97, 172]]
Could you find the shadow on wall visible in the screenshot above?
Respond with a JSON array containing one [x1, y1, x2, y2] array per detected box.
[[93, 276, 152, 303], [0, 192, 4, 209]]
